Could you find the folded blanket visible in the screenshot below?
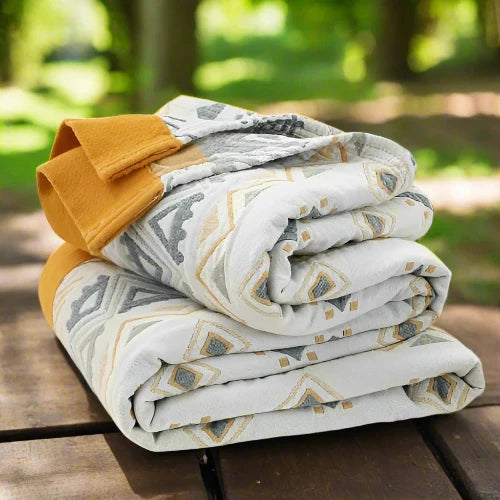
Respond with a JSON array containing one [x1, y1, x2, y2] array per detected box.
[[37, 96, 484, 452], [40, 96, 448, 335], [40, 243, 484, 452]]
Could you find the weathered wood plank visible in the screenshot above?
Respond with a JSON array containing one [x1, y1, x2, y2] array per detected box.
[[0, 290, 111, 436], [437, 305, 500, 406], [423, 406, 500, 499], [0, 433, 206, 499], [216, 421, 460, 500]]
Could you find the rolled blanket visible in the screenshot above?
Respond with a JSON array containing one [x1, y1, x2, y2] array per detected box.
[[37, 96, 484, 452], [39, 243, 484, 452]]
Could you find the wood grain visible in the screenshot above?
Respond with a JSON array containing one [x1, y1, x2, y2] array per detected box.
[[216, 421, 460, 500], [0, 433, 206, 499], [424, 406, 500, 499], [0, 290, 111, 436], [437, 305, 500, 406]]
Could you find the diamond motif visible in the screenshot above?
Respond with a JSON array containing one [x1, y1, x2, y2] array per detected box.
[[427, 375, 457, 404], [308, 272, 335, 300], [169, 365, 202, 391], [201, 332, 234, 357], [202, 418, 234, 442]]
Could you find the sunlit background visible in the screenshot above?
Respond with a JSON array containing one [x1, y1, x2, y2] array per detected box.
[[0, 0, 499, 306]]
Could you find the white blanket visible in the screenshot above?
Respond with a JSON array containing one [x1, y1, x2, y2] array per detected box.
[[52, 257, 483, 452], [45, 96, 484, 451]]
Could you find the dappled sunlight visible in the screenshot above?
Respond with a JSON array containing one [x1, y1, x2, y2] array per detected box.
[[0, 125, 51, 154], [0, 86, 90, 129], [195, 58, 274, 91], [417, 176, 500, 212], [41, 59, 110, 105], [256, 91, 500, 123]]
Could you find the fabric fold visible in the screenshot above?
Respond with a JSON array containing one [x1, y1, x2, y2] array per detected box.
[[37, 114, 182, 254], [37, 96, 485, 452], [42, 246, 484, 452]]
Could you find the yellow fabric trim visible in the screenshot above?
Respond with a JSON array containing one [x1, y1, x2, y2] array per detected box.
[[39, 243, 94, 329], [37, 114, 182, 255]]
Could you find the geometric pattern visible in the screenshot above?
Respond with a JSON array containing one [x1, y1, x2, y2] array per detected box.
[[184, 319, 251, 361], [183, 415, 253, 447], [276, 374, 344, 410], [66, 275, 109, 331], [351, 208, 396, 240], [404, 373, 474, 414], [46, 97, 484, 451]]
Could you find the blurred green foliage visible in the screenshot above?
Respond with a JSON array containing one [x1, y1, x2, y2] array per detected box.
[[1, 0, 498, 187], [0, 0, 498, 306], [421, 209, 500, 306]]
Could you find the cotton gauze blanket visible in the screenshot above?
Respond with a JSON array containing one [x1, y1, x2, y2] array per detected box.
[[37, 96, 484, 452]]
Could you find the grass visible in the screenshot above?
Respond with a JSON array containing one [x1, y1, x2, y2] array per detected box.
[[420, 208, 500, 307]]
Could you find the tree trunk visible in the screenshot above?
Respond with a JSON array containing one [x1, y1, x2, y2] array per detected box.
[[374, 0, 419, 81], [136, 0, 199, 112]]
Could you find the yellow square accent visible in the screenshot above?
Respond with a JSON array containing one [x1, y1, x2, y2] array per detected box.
[[350, 300, 358, 311], [329, 208, 336, 214], [325, 309, 334, 320], [343, 328, 352, 337], [255, 351, 265, 356], [320, 198, 328, 208], [342, 401, 353, 409], [310, 301, 318, 306], [201, 416, 211, 423], [300, 205, 308, 216], [315, 334, 325, 343], [307, 352, 318, 361], [409, 378, 420, 384], [169, 423, 180, 429], [405, 199, 415, 206], [405, 262, 414, 271], [313, 406, 324, 414], [424, 211, 430, 219], [283, 243, 292, 252], [425, 265, 436, 273], [279, 357, 290, 368], [302, 231, 311, 241]]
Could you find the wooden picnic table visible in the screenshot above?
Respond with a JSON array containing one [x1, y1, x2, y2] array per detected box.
[[0, 284, 499, 498]]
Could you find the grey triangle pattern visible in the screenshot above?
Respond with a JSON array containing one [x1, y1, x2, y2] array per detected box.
[[255, 277, 269, 301], [277, 219, 298, 242], [273, 346, 306, 361], [299, 394, 322, 408], [410, 334, 450, 347], [212, 254, 229, 301], [125, 320, 161, 345], [244, 186, 269, 207], [326, 294, 351, 312], [67, 275, 109, 332], [118, 285, 183, 313], [196, 103, 225, 120], [307, 207, 322, 219]]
